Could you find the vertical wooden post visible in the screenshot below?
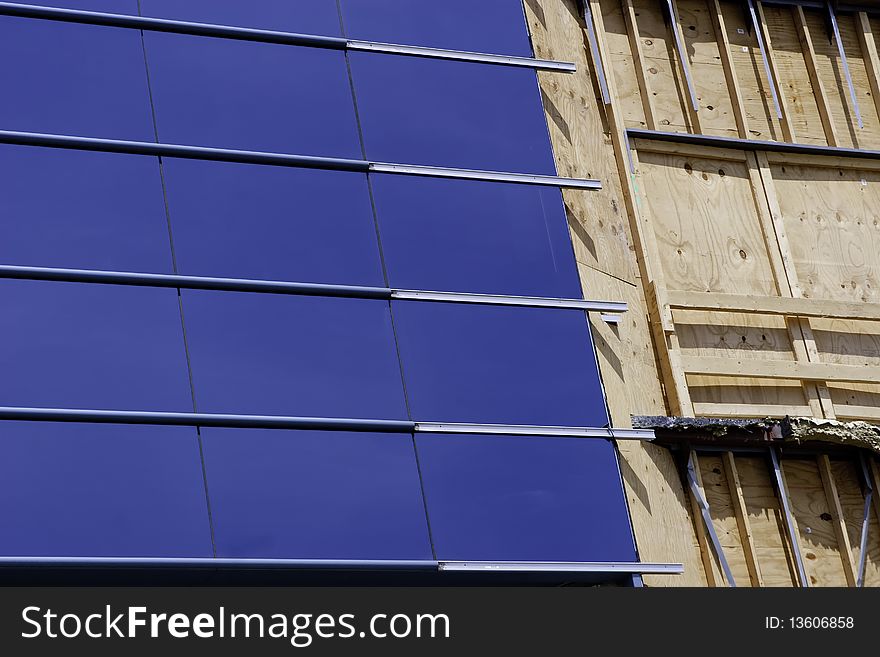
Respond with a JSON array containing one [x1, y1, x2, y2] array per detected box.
[[817, 455, 858, 586], [856, 12, 880, 123], [708, 0, 749, 138], [622, 0, 658, 129], [722, 451, 764, 586], [792, 6, 839, 146], [755, 1, 797, 142]]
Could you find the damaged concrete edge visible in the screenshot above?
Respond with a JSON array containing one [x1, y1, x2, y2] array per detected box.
[[633, 415, 880, 455]]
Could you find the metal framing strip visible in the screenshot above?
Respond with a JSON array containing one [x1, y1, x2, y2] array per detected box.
[[769, 447, 810, 587], [0, 2, 575, 72], [0, 407, 653, 440], [827, 1, 864, 128], [0, 556, 683, 575], [686, 451, 738, 586], [415, 423, 654, 440], [664, 0, 700, 113], [747, 0, 785, 119], [0, 129, 601, 190], [0, 264, 628, 314], [857, 453, 874, 587], [579, 0, 612, 104]]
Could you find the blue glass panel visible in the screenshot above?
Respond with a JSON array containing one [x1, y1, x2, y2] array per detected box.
[[0, 146, 171, 272], [203, 428, 431, 559], [339, 0, 531, 56], [373, 175, 579, 297], [0, 17, 154, 140], [417, 434, 637, 561], [393, 302, 608, 427], [0, 281, 193, 411], [182, 292, 407, 419], [0, 422, 212, 557], [350, 53, 554, 173], [144, 32, 361, 156], [141, 0, 341, 36], [42, 1, 139, 10], [163, 158, 382, 285]]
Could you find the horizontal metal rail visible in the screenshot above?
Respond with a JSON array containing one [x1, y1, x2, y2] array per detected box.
[[415, 422, 654, 440], [0, 407, 653, 440], [0, 129, 600, 189], [437, 561, 683, 574], [0, 556, 682, 574], [0, 2, 575, 71], [627, 127, 880, 159], [0, 265, 628, 313]]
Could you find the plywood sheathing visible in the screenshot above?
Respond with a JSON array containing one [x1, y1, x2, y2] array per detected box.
[[524, 0, 707, 586]]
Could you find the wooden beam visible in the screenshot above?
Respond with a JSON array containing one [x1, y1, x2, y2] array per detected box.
[[756, 1, 796, 142], [856, 12, 880, 124], [622, 0, 658, 130], [708, 0, 749, 138], [722, 452, 764, 586], [792, 6, 839, 146], [679, 354, 880, 383], [688, 451, 721, 586], [666, 290, 880, 321], [693, 401, 813, 417], [817, 455, 858, 586]]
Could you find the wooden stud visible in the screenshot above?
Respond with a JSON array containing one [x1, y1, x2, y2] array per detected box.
[[667, 0, 702, 133], [856, 12, 880, 124], [622, 0, 658, 130], [774, 453, 808, 587], [688, 451, 721, 586], [708, 0, 749, 138], [792, 6, 839, 147], [722, 452, 764, 586], [817, 455, 858, 586], [755, 1, 797, 142]]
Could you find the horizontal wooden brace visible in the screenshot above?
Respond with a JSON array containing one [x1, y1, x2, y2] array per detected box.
[[667, 290, 880, 321], [680, 355, 880, 383]]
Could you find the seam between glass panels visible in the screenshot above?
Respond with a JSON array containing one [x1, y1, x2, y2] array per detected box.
[[337, 0, 438, 561], [138, 0, 217, 558]]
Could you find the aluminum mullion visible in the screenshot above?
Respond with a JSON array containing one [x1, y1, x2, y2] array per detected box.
[[368, 162, 602, 189], [0, 130, 601, 189], [0, 264, 627, 313], [827, 1, 864, 128], [687, 451, 738, 586], [415, 422, 655, 439], [664, 0, 700, 112], [391, 289, 627, 312], [0, 407, 654, 440], [0, 556, 683, 574], [346, 40, 575, 72], [747, 0, 784, 119], [437, 561, 683, 574], [0, 2, 575, 71]]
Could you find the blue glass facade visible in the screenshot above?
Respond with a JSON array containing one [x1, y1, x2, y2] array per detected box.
[[0, 2, 637, 573]]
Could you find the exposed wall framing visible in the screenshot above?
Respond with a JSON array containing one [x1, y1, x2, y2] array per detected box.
[[683, 445, 880, 586], [597, 0, 880, 148]]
